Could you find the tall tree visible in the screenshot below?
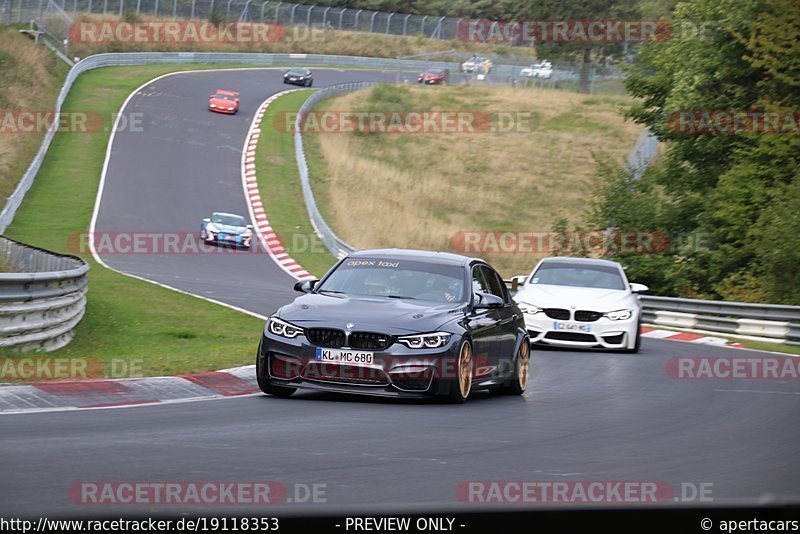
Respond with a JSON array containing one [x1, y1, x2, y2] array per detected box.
[[521, 0, 640, 93]]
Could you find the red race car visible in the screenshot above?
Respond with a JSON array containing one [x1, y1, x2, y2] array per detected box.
[[208, 90, 240, 114], [417, 68, 448, 85]]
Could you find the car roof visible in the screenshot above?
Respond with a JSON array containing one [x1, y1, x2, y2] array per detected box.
[[538, 256, 623, 269], [348, 248, 478, 267]]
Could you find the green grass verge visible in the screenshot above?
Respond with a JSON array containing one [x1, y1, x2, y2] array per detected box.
[[254, 90, 337, 279], [730, 339, 800, 356], [1, 63, 290, 378]]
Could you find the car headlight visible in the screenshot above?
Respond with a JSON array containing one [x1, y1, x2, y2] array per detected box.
[[517, 302, 542, 315], [210, 103, 216, 108], [207, 223, 219, 233], [604, 309, 633, 321], [267, 317, 304, 338], [397, 332, 451, 349]]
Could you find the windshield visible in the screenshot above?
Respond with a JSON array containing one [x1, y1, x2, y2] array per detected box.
[[213, 93, 234, 101], [211, 213, 246, 227], [530, 262, 625, 290], [317, 258, 466, 303], [287, 69, 308, 76]]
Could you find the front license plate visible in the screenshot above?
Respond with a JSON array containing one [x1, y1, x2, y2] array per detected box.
[[315, 348, 374, 366], [553, 321, 591, 333]]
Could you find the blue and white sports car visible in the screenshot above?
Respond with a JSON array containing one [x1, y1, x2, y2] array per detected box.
[[200, 212, 254, 249]]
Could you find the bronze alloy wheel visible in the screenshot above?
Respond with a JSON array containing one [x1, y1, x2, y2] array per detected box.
[[517, 340, 530, 391], [458, 341, 473, 399]]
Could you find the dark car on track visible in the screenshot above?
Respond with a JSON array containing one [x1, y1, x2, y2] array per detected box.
[[256, 249, 530, 403], [283, 68, 313, 87]]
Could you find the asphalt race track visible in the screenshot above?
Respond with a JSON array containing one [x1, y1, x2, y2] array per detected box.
[[1, 68, 799, 517], [92, 68, 398, 317]]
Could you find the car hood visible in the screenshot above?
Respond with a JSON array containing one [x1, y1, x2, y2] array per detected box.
[[514, 284, 637, 312], [209, 223, 247, 234], [210, 98, 235, 107], [278, 293, 466, 334]]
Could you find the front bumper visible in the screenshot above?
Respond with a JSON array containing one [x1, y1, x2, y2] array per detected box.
[[284, 78, 308, 85], [204, 232, 251, 248], [209, 106, 237, 114], [522, 312, 638, 350], [258, 332, 465, 398]]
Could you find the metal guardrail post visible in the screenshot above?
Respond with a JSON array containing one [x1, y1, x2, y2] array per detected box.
[[239, 0, 250, 22]]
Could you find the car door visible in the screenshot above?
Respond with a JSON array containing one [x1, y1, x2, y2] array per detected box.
[[481, 265, 520, 361], [467, 265, 504, 379]]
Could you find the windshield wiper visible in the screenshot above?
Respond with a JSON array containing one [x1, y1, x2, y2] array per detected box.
[[386, 295, 415, 300], [318, 289, 346, 295]]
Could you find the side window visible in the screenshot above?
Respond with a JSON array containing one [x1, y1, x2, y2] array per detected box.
[[480, 266, 508, 302], [471, 266, 490, 296]]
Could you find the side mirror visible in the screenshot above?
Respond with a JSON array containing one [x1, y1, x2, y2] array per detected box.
[[473, 292, 504, 309], [510, 274, 528, 292], [202, 218, 210, 223], [630, 283, 649, 294], [209, 95, 216, 98], [294, 279, 318, 293], [246, 224, 254, 230]]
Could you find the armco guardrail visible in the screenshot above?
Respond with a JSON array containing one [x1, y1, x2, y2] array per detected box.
[[640, 295, 800, 346], [0, 236, 89, 353], [293, 82, 375, 259]]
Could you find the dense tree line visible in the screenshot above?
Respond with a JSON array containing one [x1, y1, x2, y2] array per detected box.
[[589, 0, 800, 303]]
